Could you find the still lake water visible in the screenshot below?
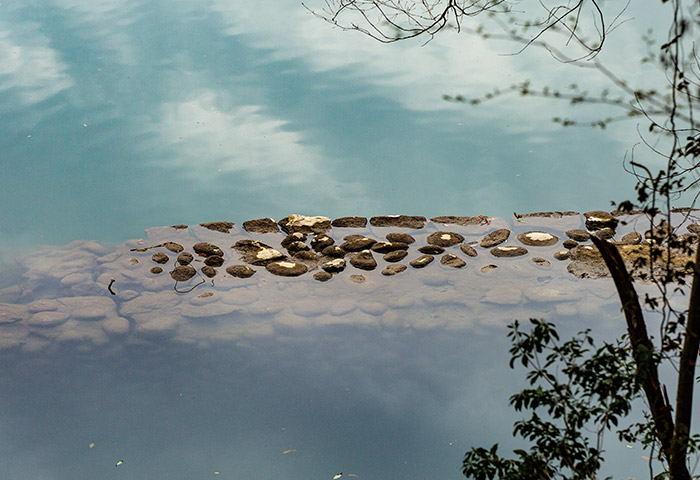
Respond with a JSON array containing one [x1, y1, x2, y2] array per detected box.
[[0, 0, 691, 479]]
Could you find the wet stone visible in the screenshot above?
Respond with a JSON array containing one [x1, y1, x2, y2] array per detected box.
[[553, 250, 570, 261], [370, 215, 426, 229], [431, 216, 489, 226], [349, 274, 366, 284], [383, 250, 408, 263], [243, 218, 280, 234], [278, 214, 331, 234], [562, 239, 579, 249], [233, 240, 285, 265], [490, 246, 528, 257], [152, 252, 169, 264], [322, 258, 346, 273], [584, 211, 619, 231], [427, 232, 465, 247], [321, 245, 346, 258], [340, 237, 376, 251], [441, 254, 466, 268], [311, 234, 334, 252], [281, 232, 307, 248], [386, 232, 415, 244], [460, 244, 478, 257], [515, 211, 579, 219], [532, 257, 551, 267], [410, 254, 434, 268], [226, 265, 256, 278], [150, 266, 163, 274], [481, 229, 510, 247], [480, 264, 498, 273], [292, 251, 319, 262], [164, 242, 184, 253], [313, 271, 333, 282], [418, 245, 444, 255], [371, 242, 409, 253], [517, 231, 559, 247], [332, 216, 367, 228], [171, 265, 197, 281], [382, 264, 407, 276], [200, 221, 235, 233], [620, 232, 642, 245], [350, 250, 377, 271], [286, 241, 310, 254], [565, 229, 591, 242], [193, 242, 224, 257], [201, 266, 217, 278], [265, 261, 308, 277], [595, 227, 615, 240], [177, 252, 194, 265], [199, 255, 222, 267]]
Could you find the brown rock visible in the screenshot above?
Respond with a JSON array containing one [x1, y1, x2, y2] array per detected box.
[[332, 216, 367, 228], [164, 242, 184, 253], [431, 216, 491, 226], [150, 266, 163, 274], [322, 258, 346, 273], [516, 231, 559, 247], [177, 252, 194, 265], [619, 232, 642, 245], [350, 250, 377, 270], [381, 264, 407, 276], [441, 254, 466, 268], [201, 266, 217, 278], [340, 237, 377, 251], [321, 245, 346, 258], [480, 229, 511, 247], [242, 218, 280, 234], [313, 271, 333, 282], [233, 240, 285, 265], [596, 228, 616, 240], [193, 242, 224, 257], [409, 254, 434, 268], [386, 232, 416, 244], [427, 231, 465, 247], [480, 264, 498, 273], [226, 265, 256, 278], [200, 221, 235, 233], [531, 257, 551, 267], [565, 229, 591, 242], [460, 244, 478, 257], [281, 232, 307, 248], [584, 211, 618, 231], [370, 215, 426, 229], [383, 250, 408, 262], [152, 252, 169, 264], [171, 224, 188, 230], [311, 234, 335, 252], [562, 239, 579, 249], [553, 250, 571, 261], [171, 265, 197, 281], [265, 261, 309, 277], [204, 255, 225, 267], [349, 274, 366, 284], [371, 242, 409, 253], [278, 214, 331, 234], [490, 246, 528, 257], [418, 245, 445, 255]]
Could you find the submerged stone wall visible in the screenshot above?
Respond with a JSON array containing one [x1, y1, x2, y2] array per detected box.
[[0, 210, 697, 354]]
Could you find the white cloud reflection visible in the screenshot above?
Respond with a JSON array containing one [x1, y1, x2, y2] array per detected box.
[[0, 21, 74, 105]]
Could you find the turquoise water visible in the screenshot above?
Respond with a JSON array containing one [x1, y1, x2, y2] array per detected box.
[[0, 1, 690, 479]]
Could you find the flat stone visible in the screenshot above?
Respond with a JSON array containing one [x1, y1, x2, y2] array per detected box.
[[371, 241, 409, 253], [620, 232, 642, 245], [164, 242, 184, 253], [491, 246, 528, 257], [311, 234, 335, 252], [321, 245, 346, 258], [322, 258, 346, 273], [517, 231, 559, 246], [381, 264, 407, 276], [152, 252, 169, 264], [595, 227, 615, 240], [562, 239, 579, 249], [383, 250, 408, 262], [369, 215, 426, 229], [480, 264, 498, 273], [460, 244, 478, 257], [418, 245, 445, 255], [553, 250, 571, 261], [278, 214, 331, 234], [410, 255, 434, 268], [200, 221, 235, 233], [350, 250, 377, 270], [427, 232, 465, 247], [481, 229, 510, 247], [177, 252, 194, 265], [313, 271, 333, 282], [340, 237, 377, 251], [265, 261, 308, 277], [171, 265, 197, 281], [285, 241, 311, 254], [226, 265, 256, 278], [441, 254, 466, 268], [332, 216, 367, 228], [565, 229, 591, 241], [386, 233, 415, 244], [150, 266, 163, 274], [27, 311, 69, 327], [243, 218, 280, 234], [193, 242, 224, 257], [514, 211, 579, 219], [281, 232, 307, 248], [584, 211, 618, 231], [431, 216, 491, 226]]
